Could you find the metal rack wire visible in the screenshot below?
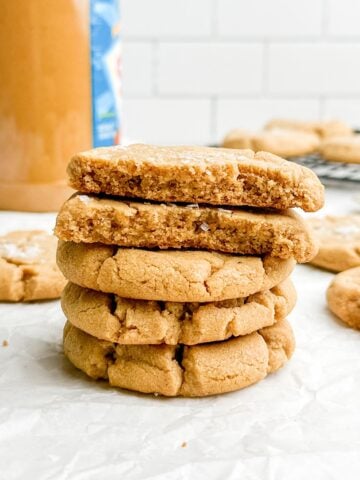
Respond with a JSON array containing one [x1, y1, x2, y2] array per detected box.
[[289, 153, 360, 186]]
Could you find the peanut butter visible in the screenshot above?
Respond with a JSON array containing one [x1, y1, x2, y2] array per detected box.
[[0, 0, 121, 211]]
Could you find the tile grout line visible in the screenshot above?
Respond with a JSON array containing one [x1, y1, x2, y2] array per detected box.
[[210, 96, 218, 144], [262, 41, 269, 95], [152, 40, 159, 96]]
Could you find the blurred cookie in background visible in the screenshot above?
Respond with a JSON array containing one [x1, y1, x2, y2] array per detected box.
[[327, 267, 360, 330], [223, 128, 320, 158], [308, 215, 360, 272], [0, 230, 66, 301], [264, 118, 353, 139], [320, 135, 360, 164]]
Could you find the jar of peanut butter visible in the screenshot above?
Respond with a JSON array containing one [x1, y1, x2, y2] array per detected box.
[[0, 0, 121, 212]]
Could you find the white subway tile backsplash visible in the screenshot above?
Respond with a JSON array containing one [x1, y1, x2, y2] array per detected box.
[[122, 0, 213, 38], [123, 98, 212, 144], [216, 98, 321, 143], [323, 100, 360, 129], [158, 43, 263, 95], [218, 0, 323, 38], [120, 1, 360, 144], [268, 44, 360, 95], [122, 43, 153, 96], [327, 0, 360, 37]]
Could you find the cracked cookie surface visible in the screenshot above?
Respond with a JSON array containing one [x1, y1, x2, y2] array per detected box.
[[327, 267, 360, 330], [55, 194, 318, 263], [0, 231, 66, 301], [57, 241, 296, 302], [308, 215, 360, 272], [61, 279, 296, 345], [67, 144, 324, 212], [63, 318, 295, 397]]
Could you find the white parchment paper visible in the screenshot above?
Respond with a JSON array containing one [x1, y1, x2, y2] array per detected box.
[[0, 188, 360, 480]]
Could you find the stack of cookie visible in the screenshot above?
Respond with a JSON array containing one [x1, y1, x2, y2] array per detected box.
[[55, 144, 324, 397]]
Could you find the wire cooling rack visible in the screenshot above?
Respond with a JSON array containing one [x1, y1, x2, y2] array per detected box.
[[213, 139, 360, 186], [289, 153, 360, 186]]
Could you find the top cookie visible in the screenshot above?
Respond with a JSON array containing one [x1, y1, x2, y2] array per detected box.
[[67, 144, 324, 212], [265, 119, 353, 139], [0, 230, 66, 301], [223, 128, 320, 158]]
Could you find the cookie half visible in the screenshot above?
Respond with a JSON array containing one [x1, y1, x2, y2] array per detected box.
[[320, 135, 360, 164], [0, 231, 66, 301], [61, 279, 296, 345], [223, 128, 320, 158], [67, 144, 324, 212], [308, 215, 360, 272], [327, 267, 360, 329], [63, 318, 295, 397], [55, 194, 318, 263], [57, 241, 296, 302]]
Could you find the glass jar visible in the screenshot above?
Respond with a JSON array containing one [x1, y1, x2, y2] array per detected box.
[[0, 0, 122, 211]]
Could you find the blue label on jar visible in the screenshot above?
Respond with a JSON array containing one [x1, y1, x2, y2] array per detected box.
[[90, 0, 122, 147]]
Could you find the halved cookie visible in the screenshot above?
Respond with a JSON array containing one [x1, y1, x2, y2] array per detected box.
[[55, 194, 318, 263], [67, 144, 324, 212]]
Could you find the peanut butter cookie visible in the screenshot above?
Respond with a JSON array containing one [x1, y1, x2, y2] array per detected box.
[[57, 241, 296, 302], [308, 215, 360, 272], [327, 267, 360, 329], [61, 279, 296, 345], [55, 194, 318, 263], [67, 144, 324, 212], [63, 318, 295, 397], [0, 230, 66, 301]]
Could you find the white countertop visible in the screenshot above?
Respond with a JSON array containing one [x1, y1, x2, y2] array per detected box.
[[0, 186, 360, 480]]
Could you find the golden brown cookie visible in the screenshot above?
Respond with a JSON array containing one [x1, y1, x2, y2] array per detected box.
[[223, 128, 320, 157], [320, 135, 360, 164], [67, 144, 324, 212], [221, 129, 255, 150], [327, 267, 360, 329], [308, 215, 360, 272], [57, 240, 296, 302], [63, 318, 295, 397], [0, 231, 66, 301], [55, 194, 318, 263], [61, 279, 296, 345], [265, 119, 353, 139]]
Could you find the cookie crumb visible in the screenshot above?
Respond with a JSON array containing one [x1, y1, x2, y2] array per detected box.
[[154, 392, 159, 397], [181, 442, 187, 448], [2, 340, 8, 347]]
